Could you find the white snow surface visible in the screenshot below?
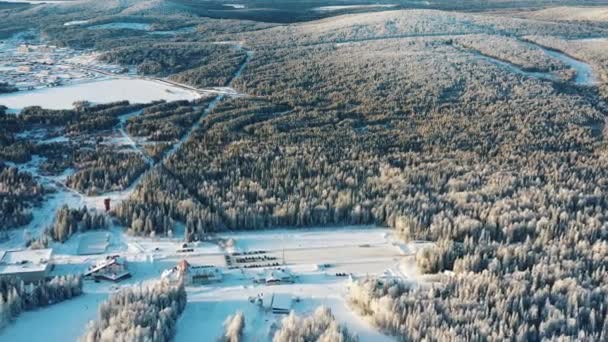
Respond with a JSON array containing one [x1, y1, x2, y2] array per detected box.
[[0, 78, 200, 112], [0, 226, 414, 341], [224, 3, 245, 9], [63, 20, 89, 26], [222, 226, 392, 252]]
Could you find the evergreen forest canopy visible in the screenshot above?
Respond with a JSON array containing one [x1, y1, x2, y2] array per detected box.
[[1, 0, 608, 340]]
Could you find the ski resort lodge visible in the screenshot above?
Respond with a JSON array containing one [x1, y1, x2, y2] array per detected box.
[[254, 268, 296, 285], [84, 255, 131, 282], [162, 260, 222, 285], [0, 248, 53, 283]]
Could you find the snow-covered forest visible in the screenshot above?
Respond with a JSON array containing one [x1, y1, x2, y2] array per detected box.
[[1, 0, 608, 341], [349, 274, 608, 340], [81, 280, 187, 342], [218, 311, 245, 342], [272, 307, 358, 342], [0, 275, 83, 329]]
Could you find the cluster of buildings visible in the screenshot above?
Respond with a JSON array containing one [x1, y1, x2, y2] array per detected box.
[[1, 42, 83, 90], [0, 246, 132, 284], [0, 36, 127, 92]]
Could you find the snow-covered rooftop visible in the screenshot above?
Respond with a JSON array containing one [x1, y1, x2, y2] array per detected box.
[[271, 293, 292, 312], [0, 248, 53, 275]]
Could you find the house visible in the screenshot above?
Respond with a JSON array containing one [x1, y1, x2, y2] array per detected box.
[[84, 255, 130, 282], [0, 249, 53, 283], [162, 260, 222, 285]]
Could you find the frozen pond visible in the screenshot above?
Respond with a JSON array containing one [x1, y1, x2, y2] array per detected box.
[[0, 78, 200, 112]]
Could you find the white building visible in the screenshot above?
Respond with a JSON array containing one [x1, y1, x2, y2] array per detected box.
[[254, 268, 295, 285], [84, 255, 130, 282], [262, 293, 292, 314], [162, 260, 222, 285], [0, 249, 53, 283]]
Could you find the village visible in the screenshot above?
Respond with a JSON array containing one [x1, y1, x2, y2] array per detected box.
[[0, 31, 127, 92]]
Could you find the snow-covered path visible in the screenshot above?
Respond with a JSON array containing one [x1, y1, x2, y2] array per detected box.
[[116, 109, 154, 166]]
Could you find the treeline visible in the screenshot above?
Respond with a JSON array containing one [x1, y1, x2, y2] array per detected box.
[[99, 42, 247, 87], [126, 100, 208, 148], [219, 311, 245, 342], [66, 152, 148, 195], [349, 274, 608, 341], [114, 168, 203, 238], [273, 307, 358, 342], [0, 164, 44, 231], [169, 51, 247, 88], [0, 275, 83, 329], [26, 205, 108, 248], [239, 9, 608, 48], [10, 101, 146, 133], [81, 280, 187, 342], [48, 205, 108, 243], [0, 82, 17, 94]]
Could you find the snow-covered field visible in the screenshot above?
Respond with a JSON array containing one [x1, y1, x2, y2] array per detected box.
[[222, 226, 392, 251], [177, 278, 394, 342], [0, 78, 200, 112], [0, 226, 426, 341]]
